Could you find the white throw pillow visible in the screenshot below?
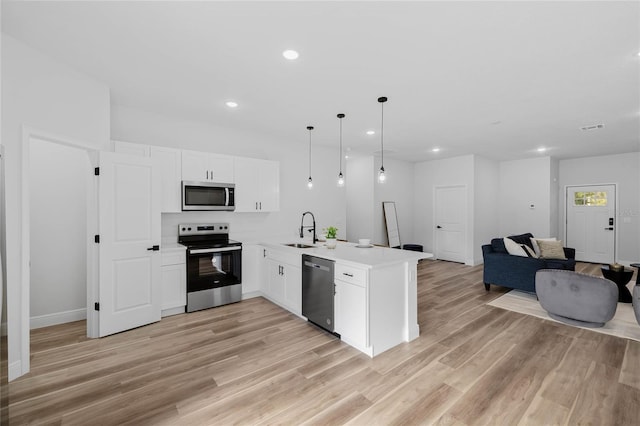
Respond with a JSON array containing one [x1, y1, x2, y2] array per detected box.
[[530, 237, 557, 257], [504, 237, 528, 257]]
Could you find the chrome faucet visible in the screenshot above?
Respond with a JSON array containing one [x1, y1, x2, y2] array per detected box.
[[300, 211, 317, 244]]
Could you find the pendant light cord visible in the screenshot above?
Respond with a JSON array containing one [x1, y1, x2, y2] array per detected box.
[[339, 115, 343, 173], [379, 97, 386, 170], [307, 126, 313, 179]]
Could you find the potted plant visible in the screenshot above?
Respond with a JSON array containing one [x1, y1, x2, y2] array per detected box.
[[324, 226, 338, 249]]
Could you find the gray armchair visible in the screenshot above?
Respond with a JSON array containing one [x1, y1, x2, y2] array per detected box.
[[535, 269, 618, 328]]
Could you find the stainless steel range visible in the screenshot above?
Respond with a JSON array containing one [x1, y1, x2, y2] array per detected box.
[[178, 223, 242, 312]]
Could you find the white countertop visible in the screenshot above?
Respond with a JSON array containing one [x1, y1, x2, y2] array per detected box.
[[161, 243, 187, 253], [260, 240, 433, 269]]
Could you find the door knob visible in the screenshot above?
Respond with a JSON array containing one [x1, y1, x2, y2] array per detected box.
[[436, 225, 442, 229]]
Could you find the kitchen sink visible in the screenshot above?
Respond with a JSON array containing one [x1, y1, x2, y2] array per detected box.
[[284, 243, 315, 249]]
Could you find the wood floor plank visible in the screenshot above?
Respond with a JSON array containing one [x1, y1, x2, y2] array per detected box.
[[620, 340, 640, 390], [9, 260, 640, 425]]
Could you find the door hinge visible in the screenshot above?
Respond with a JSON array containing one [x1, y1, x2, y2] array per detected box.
[[94, 302, 100, 311], [94, 167, 100, 176], [94, 235, 100, 243]]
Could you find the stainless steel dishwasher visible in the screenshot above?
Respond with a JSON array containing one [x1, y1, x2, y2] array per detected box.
[[302, 254, 336, 333]]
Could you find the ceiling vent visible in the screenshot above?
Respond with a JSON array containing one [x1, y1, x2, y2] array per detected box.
[[580, 123, 605, 131]]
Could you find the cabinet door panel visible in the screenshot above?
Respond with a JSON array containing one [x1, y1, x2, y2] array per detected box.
[[259, 160, 280, 212], [234, 157, 260, 211], [161, 264, 186, 310], [283, 264, 302, 315], [181, 150, 209, 181], [209, 154, 234, 183], [335, 280, 367, 349], [267, 259, 285, 304], [151, 147, 182, 212]]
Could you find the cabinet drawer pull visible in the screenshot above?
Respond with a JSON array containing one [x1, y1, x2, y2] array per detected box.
[[343, 272, 354, 277]]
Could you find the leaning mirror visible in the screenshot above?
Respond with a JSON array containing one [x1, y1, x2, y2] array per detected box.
[[383, 201, 401, 248]]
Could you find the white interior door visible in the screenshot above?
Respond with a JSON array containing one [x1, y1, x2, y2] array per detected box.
[[566, 184, 615, 263], [98, 152, 161, 337], [434, 185, 466, 263]]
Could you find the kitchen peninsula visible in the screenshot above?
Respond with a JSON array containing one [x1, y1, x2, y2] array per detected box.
[[258, 241, 433, 357]]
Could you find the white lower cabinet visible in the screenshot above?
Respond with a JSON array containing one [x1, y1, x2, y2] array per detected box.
[[266, 259, 286, 304], [262, 248, 302, 315], [161, 249, 186, 317], [334, 263, 368, 353]]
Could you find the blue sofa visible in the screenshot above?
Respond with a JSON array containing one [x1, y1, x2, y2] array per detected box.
[[482, 233, 576, 293]]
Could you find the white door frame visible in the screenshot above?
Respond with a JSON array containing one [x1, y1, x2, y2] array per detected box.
[[564, 183, 618, 263], [19, 126, 98, 378], [433, 184, 469, 264]]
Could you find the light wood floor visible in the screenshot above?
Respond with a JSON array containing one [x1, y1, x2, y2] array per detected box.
[[9, 261, 640, 425]]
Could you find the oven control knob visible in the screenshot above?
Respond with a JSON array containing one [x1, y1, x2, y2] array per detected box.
[[188, 227, 192, 231]]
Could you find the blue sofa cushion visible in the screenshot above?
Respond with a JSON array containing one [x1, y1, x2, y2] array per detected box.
[[491, 238, 507, 253]]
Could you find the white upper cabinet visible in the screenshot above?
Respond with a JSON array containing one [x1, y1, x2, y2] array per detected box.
[[234, 157, 280, 212], [112, 140, 151, 157], [150, 146, 182, 213], [181, 150, 234, 183]]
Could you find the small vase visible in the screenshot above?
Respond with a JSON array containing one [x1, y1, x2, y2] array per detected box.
[[326, 238, 337, 249], [633, 285, 640, 326]]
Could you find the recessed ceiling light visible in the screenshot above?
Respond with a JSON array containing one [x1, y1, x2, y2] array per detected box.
[[432, 148, 440, 153], [225, 101, 238, 108], [282, 50, 299, 60], [345, 155, 349, 159], [537, 147, 547, 153], [366, 130, 375, 136]]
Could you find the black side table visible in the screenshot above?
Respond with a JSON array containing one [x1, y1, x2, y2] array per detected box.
[[630, 263, 640, 285], [601, 265, 634, 303]]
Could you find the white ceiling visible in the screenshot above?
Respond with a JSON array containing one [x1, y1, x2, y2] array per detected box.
[[3, 1, 639, 162]]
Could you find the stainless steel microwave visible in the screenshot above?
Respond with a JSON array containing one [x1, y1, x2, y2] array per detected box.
[[182, 181, 235, 211]]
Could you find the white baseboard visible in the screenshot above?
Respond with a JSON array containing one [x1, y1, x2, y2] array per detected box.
[[8, 360, 22, 382], [161, 306, 186, 318], [30, 307, 87, 329], [242, 291, 262, 300]]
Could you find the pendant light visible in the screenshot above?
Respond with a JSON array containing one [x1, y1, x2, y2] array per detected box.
[[337, 113, 345, 187], [378, 96, 387, 183], [307, 126, 314, 189]]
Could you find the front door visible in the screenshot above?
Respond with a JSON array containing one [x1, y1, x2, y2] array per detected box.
[[566, 184, 616, 263], [434, 185, 466, 263], [98, 152, 161, 337]]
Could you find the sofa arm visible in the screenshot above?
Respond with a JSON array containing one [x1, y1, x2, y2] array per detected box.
[[563, 247, 576, 259]]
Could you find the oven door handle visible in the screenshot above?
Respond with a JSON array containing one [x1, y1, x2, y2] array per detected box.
[[189, 246, 242, 254]]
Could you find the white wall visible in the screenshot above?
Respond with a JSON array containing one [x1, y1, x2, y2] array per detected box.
[[345, 156, 414, 246], [559, 152, 640, 264], [550, 158, 560, 238], [373, 156, 415, 247], [473, 156, 500, 264], [2, 35, 110, 380], [413, 155, 475, 261], [345, 156, 374, 243], [499, 157, 553, 238], [30, 139, 89, 327]]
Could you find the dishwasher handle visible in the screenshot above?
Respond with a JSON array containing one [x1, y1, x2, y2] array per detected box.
[[304, 260, 331, 272]]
